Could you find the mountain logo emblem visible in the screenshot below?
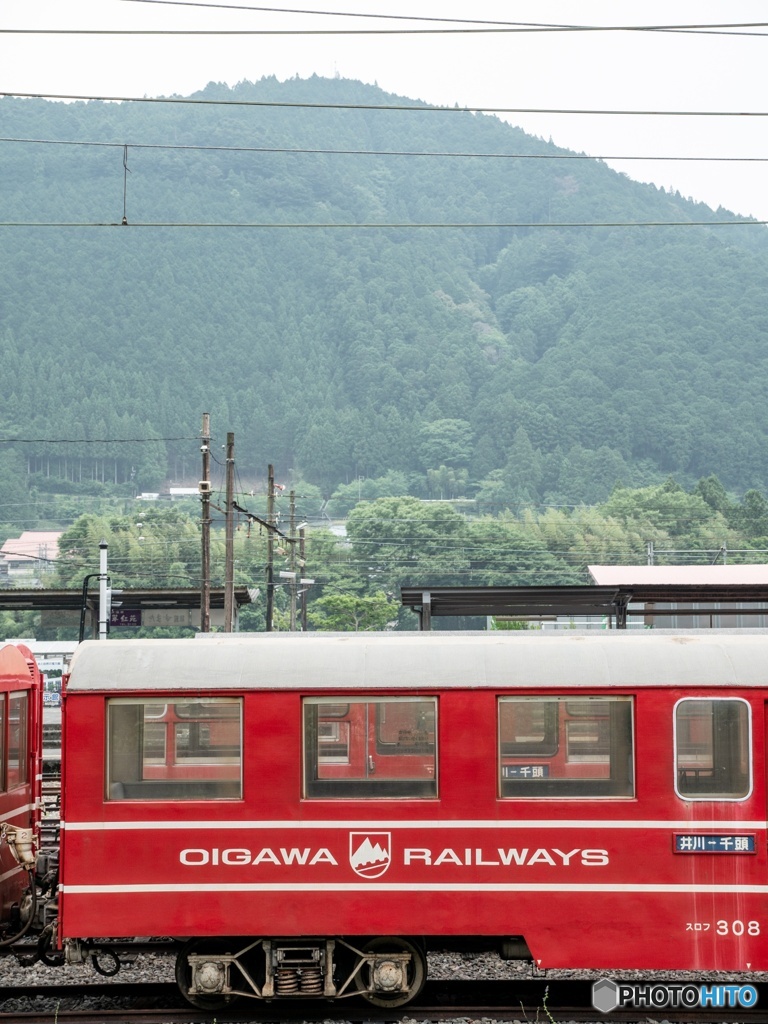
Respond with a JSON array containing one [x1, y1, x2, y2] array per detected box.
[[349, 832, 392, 879]]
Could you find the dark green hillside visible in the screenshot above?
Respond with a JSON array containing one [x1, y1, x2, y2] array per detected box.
[[1, 75, 766, 504]]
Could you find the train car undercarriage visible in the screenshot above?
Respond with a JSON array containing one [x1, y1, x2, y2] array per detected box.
[[172, 934, 427, 1009]]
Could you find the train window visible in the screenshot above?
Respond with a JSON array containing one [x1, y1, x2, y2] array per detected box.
[[376, 701, 436, 754], [499, 701, 558, 757], [106, 698, 242, 800], [319, 704, 350, 719], [7, 692, 28, 790], [498, 696, 634, 798], [142, 721, 167, 764], [675, 699, 751, 800], [304, 697, 437, 799]]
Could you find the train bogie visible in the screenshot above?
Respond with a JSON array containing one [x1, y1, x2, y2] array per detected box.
[[57, 633, 768, 1006]]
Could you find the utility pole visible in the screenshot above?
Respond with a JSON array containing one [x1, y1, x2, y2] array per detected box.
[[289, 489, 297, 631], [224, 432, 235, 632], [97, 536, 115, 638], [200, 413, 211, 633], [98, 540, 109, 640], [299, 525, 307, 632], [266, 464, 275, 632]]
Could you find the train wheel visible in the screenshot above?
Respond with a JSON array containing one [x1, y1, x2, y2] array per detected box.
[[174, 938, 240, 1010], [353, 936, 426, 1008]]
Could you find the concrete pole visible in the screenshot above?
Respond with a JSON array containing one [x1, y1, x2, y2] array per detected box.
[[200, 413, 211, 633], [289, 489, 297, 631], [300, 526, 307, 632], [224, 432, 235, 632], [98, 540, 109, 640], [266, 464, 275, 632]]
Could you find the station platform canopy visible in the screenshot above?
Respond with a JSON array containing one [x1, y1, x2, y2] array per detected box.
[[401, 567, 768, 630], [0, 586, 253, 635]]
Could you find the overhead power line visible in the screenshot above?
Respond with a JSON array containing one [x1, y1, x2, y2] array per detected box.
[[3, 135, 768, 164], [9, 24, 768, 36], [18, 3, 768, 37], [4, 92, 768, 118], [0, 220, 761, 228]]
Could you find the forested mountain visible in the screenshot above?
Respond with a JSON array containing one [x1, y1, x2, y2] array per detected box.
[[2, 75, 767, 508]]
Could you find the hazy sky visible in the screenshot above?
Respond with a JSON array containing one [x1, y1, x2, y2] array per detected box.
[[5, 1, 768, 221]]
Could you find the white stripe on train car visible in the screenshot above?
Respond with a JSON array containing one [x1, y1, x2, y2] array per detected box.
[[0, 802, 35, 820], [61, 818, 768, 831], [59, 882, 768, 894], [0, 865, 25, 885]]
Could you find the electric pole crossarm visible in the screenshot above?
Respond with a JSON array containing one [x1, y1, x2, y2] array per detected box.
[[232, 502, 292, 541]]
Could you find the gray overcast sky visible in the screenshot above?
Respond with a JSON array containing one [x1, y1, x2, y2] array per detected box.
[[5, 1, 768, 221]]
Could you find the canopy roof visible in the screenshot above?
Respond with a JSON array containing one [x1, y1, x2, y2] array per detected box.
[[400, 582, 768, 628]]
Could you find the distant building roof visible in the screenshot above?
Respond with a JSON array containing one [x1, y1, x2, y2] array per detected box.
[[0, 531, 62, 564], [588, 565, 768, 586]]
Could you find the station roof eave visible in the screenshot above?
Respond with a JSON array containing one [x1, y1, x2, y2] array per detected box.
[[0, 586, 253, 612], [399, 584, 768, 629]]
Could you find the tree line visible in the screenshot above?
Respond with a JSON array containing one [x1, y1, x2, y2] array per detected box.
[[2, 76, 768, 507], [2, 474, 766, 638]]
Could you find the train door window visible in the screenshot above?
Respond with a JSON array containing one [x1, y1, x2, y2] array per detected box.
[[7, 692, 28, 790], [106, 698, 242, 800], [499, 696, 634, 798], [304, 697, 437, 798], [675, 699, 751, 800]]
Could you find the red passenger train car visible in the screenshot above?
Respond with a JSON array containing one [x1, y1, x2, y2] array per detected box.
[[0, 643, 43, 947], [57, 632, 768, 1008]]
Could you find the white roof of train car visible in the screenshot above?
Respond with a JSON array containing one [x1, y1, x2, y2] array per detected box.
[[65, 631, 768, 692]]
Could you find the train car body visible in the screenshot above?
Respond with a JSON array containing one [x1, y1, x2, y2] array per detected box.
[[58, 632, 768, 1006], [0, 643, 43, 942]]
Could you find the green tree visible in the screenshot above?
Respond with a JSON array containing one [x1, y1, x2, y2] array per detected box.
[[693, 475, 734, 517], [466, 513, 580, 586], [734, 490, 768, 542], [308, 591, 394, 631], [0, 448, 34, 534], [426, 465, 469, 500], [53, 508, 201, 590], [418, 419, 474, 470], [346, 496, 470, 600]]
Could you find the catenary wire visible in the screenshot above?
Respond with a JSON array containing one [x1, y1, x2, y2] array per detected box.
[[6, 92, 768, 118], [9, 26, 768, 36], [11, 11, 768, 36], [0, 220, 762, 228], [3, 135, 768, 164], [119, 0, 768, 33]]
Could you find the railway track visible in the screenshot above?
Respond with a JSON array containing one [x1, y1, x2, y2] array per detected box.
[[2, 978, 768, 1024]]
